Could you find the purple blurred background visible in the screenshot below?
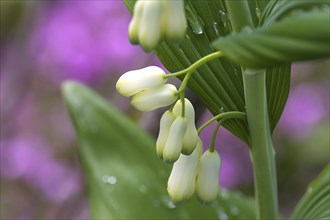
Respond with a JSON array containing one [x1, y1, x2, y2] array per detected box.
[[1, 1, 329, 219]]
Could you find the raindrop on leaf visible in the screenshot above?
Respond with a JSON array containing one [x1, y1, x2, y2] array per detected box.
[[138, 184, 148, 193], [230, 207, 240, 216], [107, 176, 117, 185], [217, 210, 229, 220], [185, 3, 204, 34], [220, 189, 229, 199], [213, 22, 220, 37], [256, 8, 261, 19]]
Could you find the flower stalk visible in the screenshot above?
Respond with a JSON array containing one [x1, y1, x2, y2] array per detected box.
[[197, 111, 246, 134], [225, 1, 279, 218], [243, 68, 279, 220], [164, 51, 224, 79], [209, 120, 223, 153]]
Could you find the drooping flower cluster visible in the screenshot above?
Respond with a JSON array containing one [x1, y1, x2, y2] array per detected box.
[[128, 0, 187, 52], [157, 99, 199, 162], [116, 66, 222, 204], [168, 144, 221, 204], [119, 3, 224, 202], [156, 99, 221, 204], [116, 66, 178, 111]]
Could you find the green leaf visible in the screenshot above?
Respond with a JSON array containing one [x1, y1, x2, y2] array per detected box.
[[291, 164, 330, 220], [260, 0, 329, 26], [212, 3, 330, 68], [266, 65, 291, 131], [62, 81, 256, 219], [123, 0, 290, 145], [255, 0, 272, 15]]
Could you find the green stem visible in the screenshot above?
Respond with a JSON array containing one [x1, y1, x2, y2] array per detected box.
[[225, 0, 254, 32], [209, 119, 224, 152], [178, 71, 193, 94], [164, 51, 224, 79], [243, 68, 279, 220], [180, 92, 185, 117], [197, 111, 246, 134], [224, 2, 278, 218]]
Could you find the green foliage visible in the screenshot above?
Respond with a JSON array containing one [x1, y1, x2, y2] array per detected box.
[[213, 1, 330, 68], [291, 164, 330, 220], [123, 0, 292, 145], [63, 0, 330, 218], [62, 82, 256, 219]]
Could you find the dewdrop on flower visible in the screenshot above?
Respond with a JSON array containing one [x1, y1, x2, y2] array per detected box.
[[173, 98, 199, 155], [167, 141, 202, 204], [156, 110, 177, 159], [116, 66, 166, 97], [162, 116, 187, 163], [196, 149, 221, 203], [130, 84, 177, 111]]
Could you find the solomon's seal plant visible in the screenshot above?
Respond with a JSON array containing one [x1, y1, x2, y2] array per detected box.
[[116, 51, 243, 203], [63, 0, 330, 219]]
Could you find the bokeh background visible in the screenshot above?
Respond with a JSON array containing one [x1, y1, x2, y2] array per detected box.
[[0, 1, 329, 219]]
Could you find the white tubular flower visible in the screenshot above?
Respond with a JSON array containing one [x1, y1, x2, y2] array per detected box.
[[116, 66, 166, 97], [162, 0, 187, 41], [167, 143, 201, 204], [163, 116, 187, 163], [128, 0, 187, 52], [173, 99, 199, 155], [138, 1, 163, 52], [156, 110, 176, 159], [196, 149, 221, 203], [128, 0, 144, 45], [131, 84, 177, 111]]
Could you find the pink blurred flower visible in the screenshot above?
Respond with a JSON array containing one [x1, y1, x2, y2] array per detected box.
[[279, 83, 329, 138], [29, 1, 154, 85], [1, 137, 82, 202]]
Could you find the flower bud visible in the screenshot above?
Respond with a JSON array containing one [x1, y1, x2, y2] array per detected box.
[[196, 149, 221, 203], [116, 66, 166, 97], [167, 143, 201, 204], [128, 0, 144, 44], [156, 110, 176, 159], [173, 99, 198, 155], [138, 1, 163, 52], [162, 0, 187, 41], [127, 0, 187, 52], [163, 116, 187, 163], [131, 84, 177, 111]]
